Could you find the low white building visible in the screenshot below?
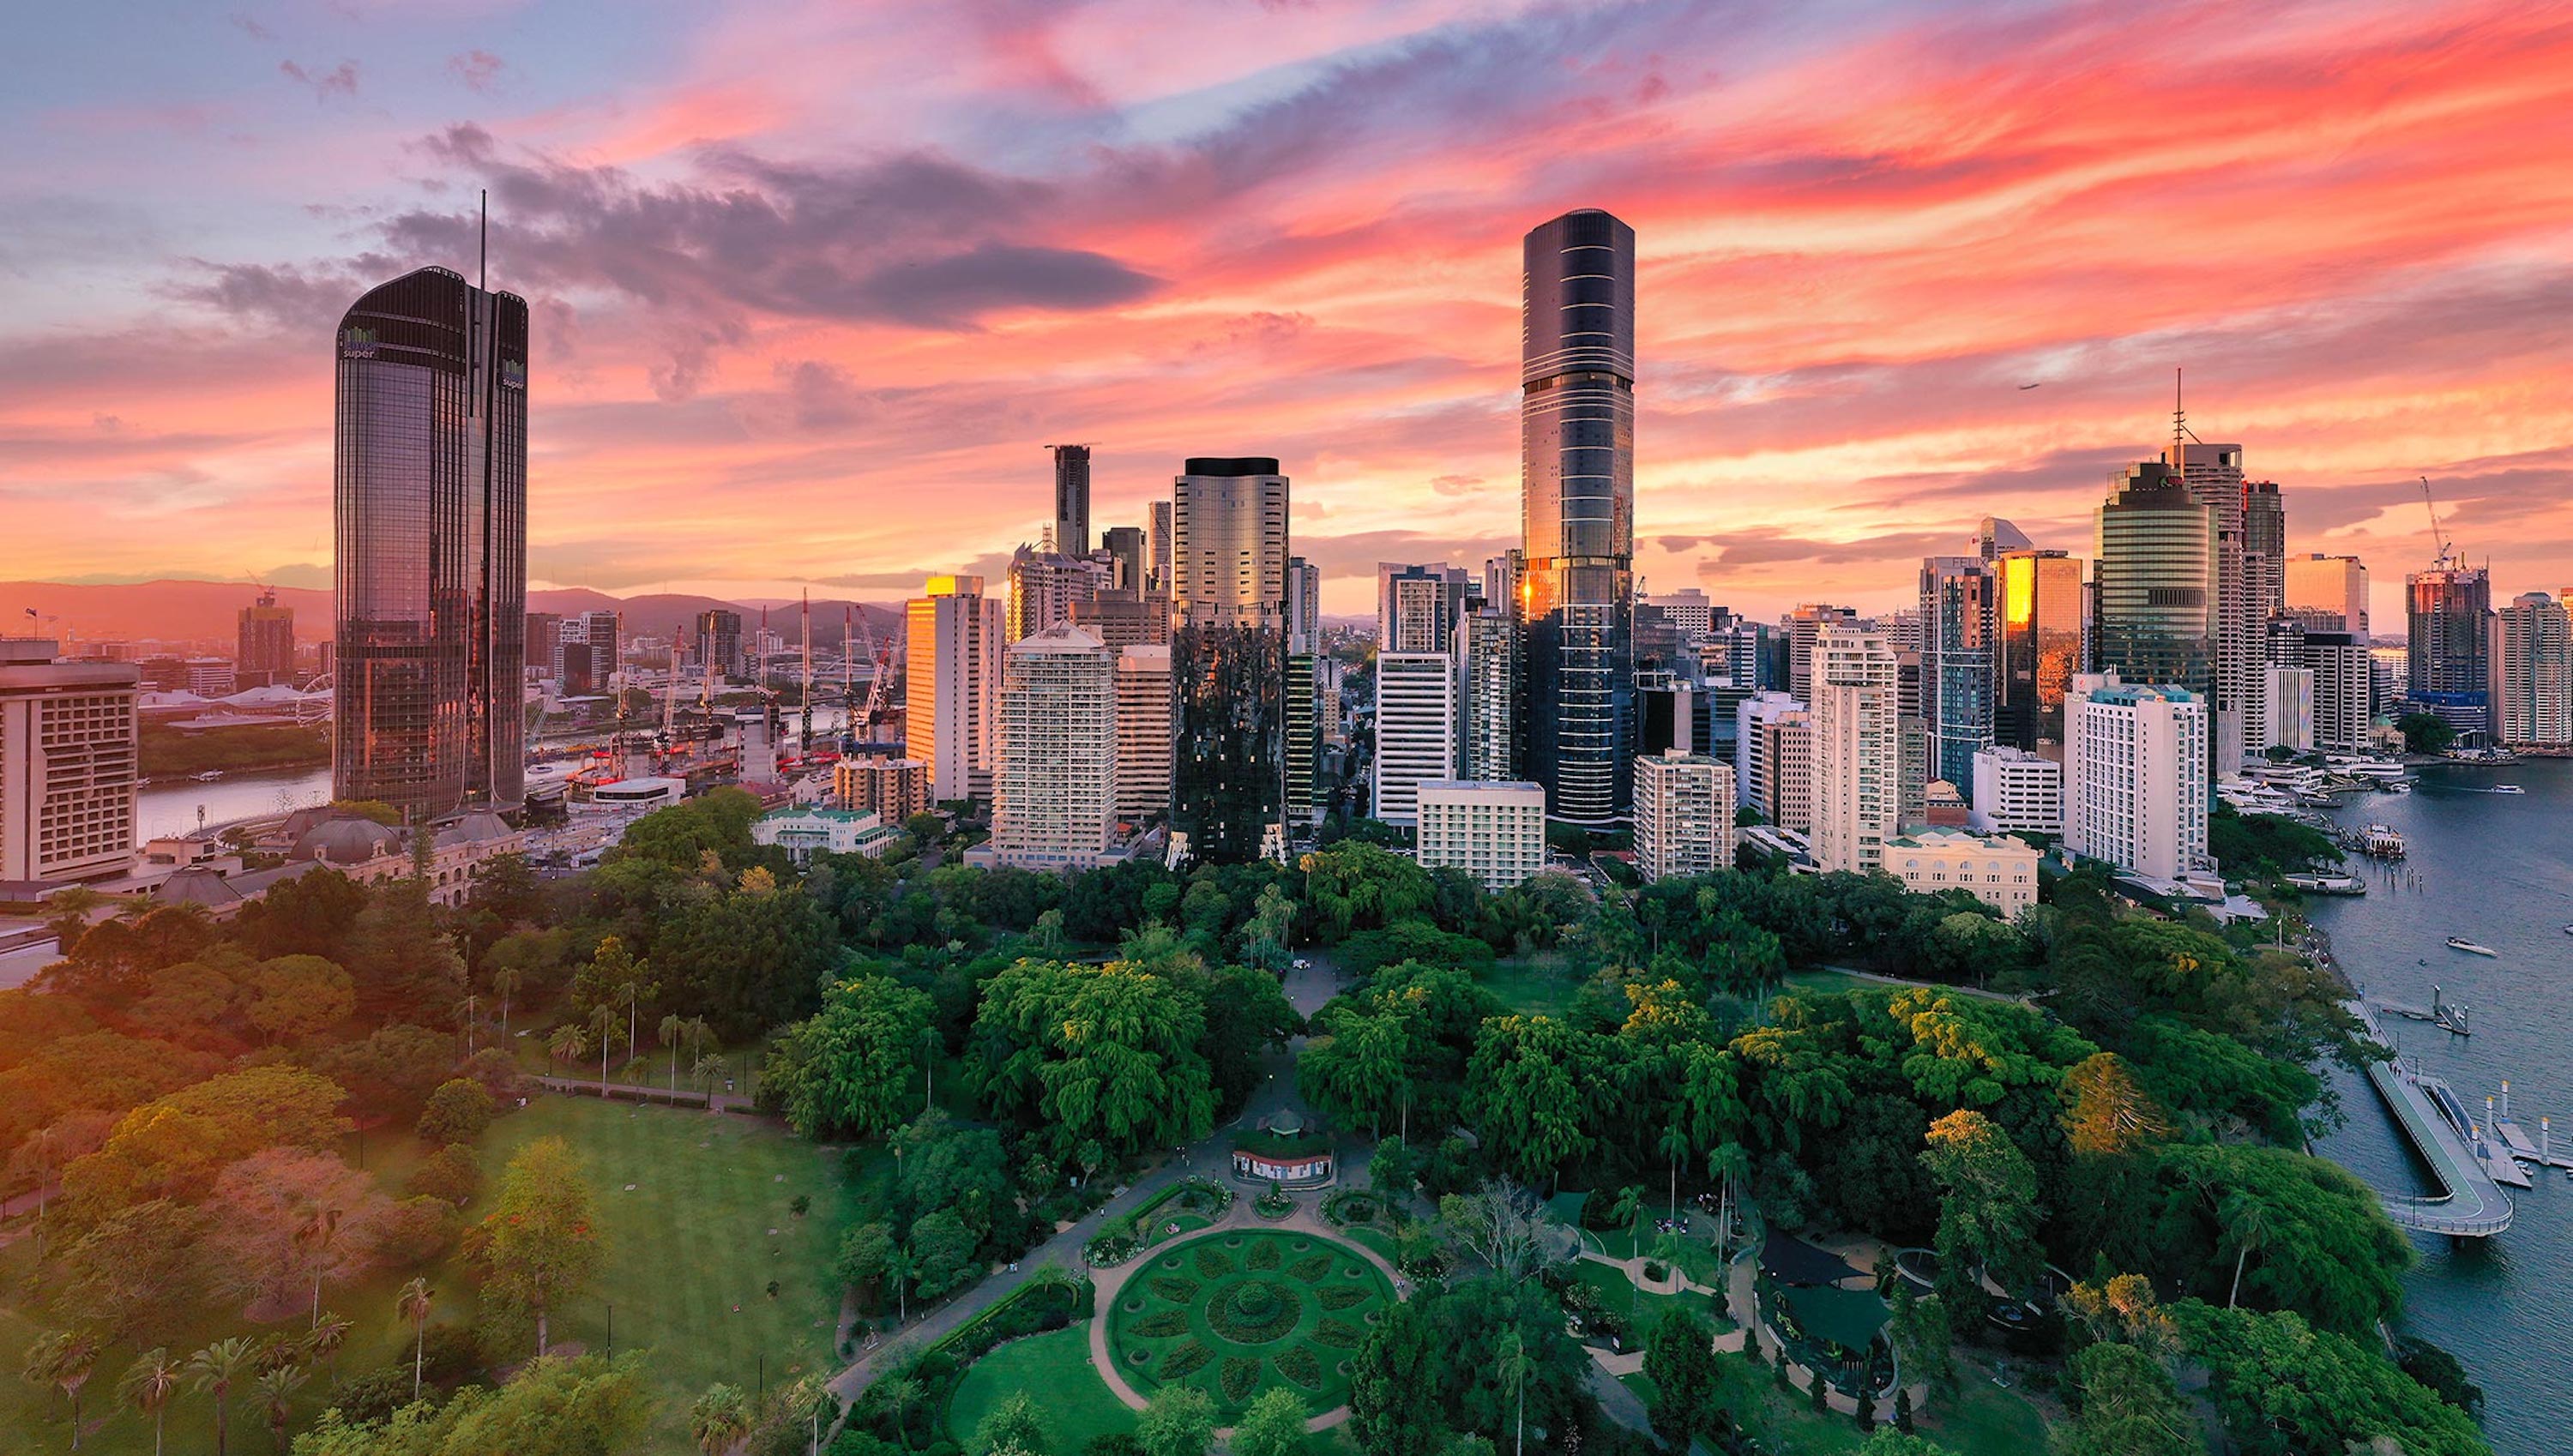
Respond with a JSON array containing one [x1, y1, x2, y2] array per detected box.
[[1631, 749, 1735, 882], [1884, 828, 2040, 914], [752, 806, 897, 865], [1413, 780, 1546, 890], [2064, 673, 2209, 882], [1969, 746, 2063, 834]]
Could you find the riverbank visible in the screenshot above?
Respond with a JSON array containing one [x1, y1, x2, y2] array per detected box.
[[138, 720, 328, 778]]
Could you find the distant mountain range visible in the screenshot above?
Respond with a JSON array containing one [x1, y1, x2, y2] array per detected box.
[[1, 580, 902, 652]]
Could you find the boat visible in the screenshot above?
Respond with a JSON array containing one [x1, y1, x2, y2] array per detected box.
[[2563, 924, 2573, 936], [2356, 824, 2407, 858], [2445, 936, 2499, 957], [2284, 873, 2367, 896], [190, 769, 226, 782]]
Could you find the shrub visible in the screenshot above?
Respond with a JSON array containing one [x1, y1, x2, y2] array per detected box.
[[1316, 1285, 1371, 1312], [1642, 1260, 1668, 1282], [1220, 1356, 1262, 1404], [1193, 1245, 1232, 1279], [1247, 1238, 1284, 1271], [1208, 1279, 1299, 1344], [1160, 1339, 1213, 1380], [1149, 1275, 1200, 1303], [1130, 1309, 1190, 1339], [1286, 1254, 1330, 1282], [1084, 1437, 1147, 1456], [406, 1143, 484, 1206], [1274, 1345, 1323, 1389], [1312, 1315, 1366, 1350], [416, 1077, 497, 1146], [324, 1366, 423, 1427]]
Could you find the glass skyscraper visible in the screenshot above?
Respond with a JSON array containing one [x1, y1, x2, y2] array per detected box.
[[1170, 457, 1290, 863], [1919, 556, 1994, 791], [2093, 461, 2215, 699], [1519, 208, 1636, 827], [1993, 550, 2085, 748], [332, 267, 527, 821], [2407, 566, 2492, 737]]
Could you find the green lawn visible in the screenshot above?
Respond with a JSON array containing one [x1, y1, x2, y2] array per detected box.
[[946, 1322, 1135, 1448], [1921, 1366, 2050, 1453], [1480, 956, 1579, 1016], [1782, 968, 1879, 998], [476, 1096, 852, 1453]]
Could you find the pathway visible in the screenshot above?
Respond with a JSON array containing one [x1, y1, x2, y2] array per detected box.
[[530, 1072, 754, 1113]]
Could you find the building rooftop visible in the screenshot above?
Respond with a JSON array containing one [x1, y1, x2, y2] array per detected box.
[[1888, 828, 2033, 851]]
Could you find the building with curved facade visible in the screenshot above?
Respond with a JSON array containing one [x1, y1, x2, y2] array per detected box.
[[332, 267, 528, 821], [2092, 461, 2215, 699], [1520, 208, 1636, 827]]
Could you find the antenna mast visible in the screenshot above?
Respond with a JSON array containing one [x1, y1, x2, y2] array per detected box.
[[800, 591, 814, 752], [479, 189, 488, 292]]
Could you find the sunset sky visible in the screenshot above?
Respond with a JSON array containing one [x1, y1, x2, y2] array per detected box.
[[6, 0, 2572, 621]]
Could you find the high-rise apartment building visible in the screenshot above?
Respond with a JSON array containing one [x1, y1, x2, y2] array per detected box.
[[2259, 664, 2314, 754], [1919, 557, 1995, 793], [2064, 672, 2208, 882], [1065, 589, 1171, 651], [1113, 645, 1173, 824], [1371, 653, 1456, 826], [1734, 691, 1809, 830], [1784, 605, 1857, 704], [1811, 624, 1901, 875], [2279, 628, 2374, 754], [2093, 460, 2216, 701], [1287, 557, 1322, 650], [1007, 546, 1102, 644], [1284, 650, 1320, 827], [1102, 526, 1145, 592], [2497, 591, 2573, 747], [1377, 563, 1467, 654], [1171, 458, 1291, 863], [2407, 567, 2492, 738], [992, 624, 1118, 869], [835, 756, 933, 824], [2284, 554, 2371, 641], [1993, 550, 2084, 748], [1456, 608, 1522, 782], [1632, 748, 1734, 882], [558, 609, 619, 695], [1413, 780, 1548, 891], [1520, 208, 1636, 827], [1641, 588, 1720, 644], [905, 575, 1002, 802], [1, 640, 138, 882], [1050, 442, 1092, 557], [695, 609, 744, 680], [237, 590, 296, 687], [333, 267, 528, 820]]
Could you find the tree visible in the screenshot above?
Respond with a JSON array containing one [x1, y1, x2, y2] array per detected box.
[[1229, 1387, 1307, 1456], [2061, 1052, 2170, 1158], [972, 1390, 1047, 1455], [304, 1311, 352, 1381], [396, 1278, 435, 1399], [294, 1352, 655, 1456], [690, 1382, 754, 1456], [906, 1208, 980, 1303], [415, 1078, 497, 1146], [21, 1327, 100, 1452], [1348, 1265, 1443, 1456], [469, 1136, 603, 1357], [2170, 1301, 2484, 1456], [837, 1223, 896, 1309], [1463, 1016, 1598, 1184], [256, 1364, 307, 1453], [969, 960, 1215, 1173], [652, 875, 838, 1038], [1642, 1309, 1719, 1451], [1437, 1181, 1566, 1285], [187, 1336, 257, 1456], [1136, 1384, 1216, 1456], [2395, 711, 2455, 755], [589, 1002, 624, 1095], [1919, 1110, 2041, 1303], [2057, 1341, 2195, 1456], [117, 1347, 182, 1456], [1496, 1327, 1533, 1456], [244, 955, 356, 1044], [58, 1198, 214, 1340], [762, 976, 936, 1139], [548, 1021, 588, 1072], [203, 1149, 405, 1324]]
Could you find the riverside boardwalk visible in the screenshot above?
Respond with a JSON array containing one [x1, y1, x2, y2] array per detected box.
[[2349, 1000, 2515, 1237]]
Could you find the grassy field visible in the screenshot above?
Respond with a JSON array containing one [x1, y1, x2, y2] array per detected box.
[[1479, 956, 1580, 1016], [946, 1322, 1136, 1448], [1625, 1351, 2050, 1455], [138, 720, 328, 777], [477, 1097, 851, 1452]]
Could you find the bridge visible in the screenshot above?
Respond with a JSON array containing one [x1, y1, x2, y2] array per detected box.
[[2349, 1002, 2514, 1237]]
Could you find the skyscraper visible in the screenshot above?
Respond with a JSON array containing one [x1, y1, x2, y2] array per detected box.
[[1784, 605, 1857, 703], [1457, 607, 1522, 783], [1006, 544, 1101, 643], [2168, 430, 2250, 770], [1147, 501, 1173, 593], [2064, 672, 2208, 882], [1102, 526, 1146, 591], [1811, 624, 1900, 875], [2284, 553, 2371, 641], [1992, 550, 2084, 748], [1919, 556, 1995, 792], [1287, 557, 1322, 650], [1112, 644, 1173, 825], [1519, 208, 1636, 827], [694, 609, 744, 680], [2496, 591, 2572, 748], [332, 267, 527, 821], [2406, 566, 2492, 738], [1050, 443, 1092, 557], [237, 589, 296, 687], [1371, 653, 1456, 825], [1170, 457, 1290, 863], [2093, 461, 2216, 700], [906, 575, 1002, 802], [992, 623, 1118, 869], [0, 640, 137, 882]]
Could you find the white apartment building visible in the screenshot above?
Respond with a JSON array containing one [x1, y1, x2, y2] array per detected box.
[[906, 575, 1003, 802], [1734, 691, 1805, 816], [2498, 591, 2573, 748], [1413, 780, 1546, 890], [1632, 749, 1735, 882], [1969, 746, 2063, 834], [1642, 588, 1720, 643], [2064, 671, 2209, 882], [2260, 665, 2314, 754], [1884, 828, 2040, 914], [1, 640, 140, 882], [1371, 653, 1456, 825], [1114, 644, 1173, 823], [1811, 624, 1901, 875], [992, 624, 1119, 869]]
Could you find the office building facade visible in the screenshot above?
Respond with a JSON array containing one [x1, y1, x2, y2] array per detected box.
[[1113, 645, 1173, 824], [835, 756, 933, 824], [1371, 653, 1456, 825], [905, 575, 1002, 802], [2093, 461, 2216, 701], [1007, 545, 1101, 644], [1811, 624, 1901, 875], [1632, 748, 1734, 882], [1993, 550, 2084, 749], [2284, 553, 2370, 641], [1, 640, 139, 882], [2407, 567, 2492, 739], [1968, 745, 2062, 834], [1520, 208, 1636, 827], [332, 266, 528, 820], [2064, 672, 2208, 882], [1413, 780, 1548, 891], [694, 609, 743, 680], [1171, 458, 1291, 863], [1050, 442, 1092, 557], [1919, 556, 1996, 792], [992, 624, 1118, 869]]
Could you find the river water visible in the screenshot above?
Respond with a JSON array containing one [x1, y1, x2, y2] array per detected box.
[[2310, 757, 2573, 1453]]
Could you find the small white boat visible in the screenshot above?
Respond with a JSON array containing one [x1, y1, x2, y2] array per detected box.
[[2445, 936, 2499, 957], [190, 769, 226, 782]]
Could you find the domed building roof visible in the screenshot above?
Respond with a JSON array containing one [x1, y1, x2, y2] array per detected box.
[[296, 815, 403, 865], [437, 810, 515, 846]]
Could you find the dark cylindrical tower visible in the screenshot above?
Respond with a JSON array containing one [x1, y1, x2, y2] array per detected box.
[[1520, 208, 1636, 827], [333, 266, 528, 821]]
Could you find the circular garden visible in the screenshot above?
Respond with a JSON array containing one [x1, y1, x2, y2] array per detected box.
[[1106, 1230, 1395, 1418]]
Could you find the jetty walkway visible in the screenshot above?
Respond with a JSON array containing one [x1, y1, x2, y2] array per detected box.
[[2351, 1002, 2514, 1237]]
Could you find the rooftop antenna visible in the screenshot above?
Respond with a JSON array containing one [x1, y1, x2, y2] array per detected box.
[[479, 189, 488, 292]]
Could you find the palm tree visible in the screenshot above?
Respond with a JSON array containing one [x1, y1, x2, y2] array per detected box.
[[2221, 1191, 2271, 1309], [395, 1279, 434, 1400], [1658, 1122, 1694, 1223], [660, 1013, 686, 1096], [294, 1207, 344, 1327], [491, 964, 524, 1044], [688, 1382, 753, 1455], [1607, 1185, 1643, 1259], [118, 1348, 183, 1456], [21, 1327, 101, 1450], [254, 1365, 306, 1453], [883, 1246, 918, 1325], [547, 1021, 588, 1074], [589, 1002, 622, 1094], [1708, 1142, 1753, 1255], [694, 1051, 727, 1101], [617, 977, 652, 1081], [303, 1312, 352, 1381], [1496, 1327, 1534, 1456], [186, 1336, 257, 1456], [880, 1375, 925, 1453]]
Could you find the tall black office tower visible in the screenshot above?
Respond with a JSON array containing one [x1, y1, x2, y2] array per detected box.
[[333, 267, 528, 821], [1170, 457, 1291, 863], [1051, 442, 1092, 557], [1519, 208, 1636, 827]]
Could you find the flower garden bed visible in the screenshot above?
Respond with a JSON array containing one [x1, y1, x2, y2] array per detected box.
[[1106, 1229, 1394, 1419], [1083, 1176, 1237, 1266]]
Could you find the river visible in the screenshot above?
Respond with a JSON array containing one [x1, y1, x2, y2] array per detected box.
[[2309, 757, 2573, 1453]]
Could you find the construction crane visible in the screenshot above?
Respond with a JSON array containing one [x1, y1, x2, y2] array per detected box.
[[851, 606, 898, 743], [798, 591, 814, 754], [2419, 476, 2455, 570]]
